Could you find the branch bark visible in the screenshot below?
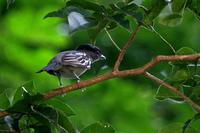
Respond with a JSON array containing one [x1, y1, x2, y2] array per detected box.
[[1, 54, 200, 118], [113, 24, 141, 71], [44, 54, 200, 99], [143, 72, 200, 112]]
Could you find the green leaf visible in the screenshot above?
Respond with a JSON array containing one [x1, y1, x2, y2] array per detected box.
[[34, 125, 52, 133], [147, 0, 167, 20], [6, 99, 31, 113], [155, 84, 184, 101], [81, 122, 115, 133], [66, 0, 104, 12], [110, 13, 130, 31], [57, 111, 76, 133], [187, 0, 200, 21], [176, 47, 196, 55], [44, 6, 89, 19], [88, 18, 108, 42], [172, 0, 187, 13], [170, 69, 190, 82], [32, 105, 58, 124], [183, 113, 200, 133], [159, 14, 183, 27], [111, 3, 145, 23], [45, 98, 75, 117], [159, 123, 199, 133], [7, 94, 43, 113], [13, 81, 36, 105], [0, 91, 10, 109]]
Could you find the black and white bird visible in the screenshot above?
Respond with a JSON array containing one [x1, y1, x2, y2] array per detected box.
[[37, 44, 106, 85]]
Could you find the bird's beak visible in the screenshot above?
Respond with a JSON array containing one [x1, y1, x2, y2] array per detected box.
[[100, 54, 106, 60]]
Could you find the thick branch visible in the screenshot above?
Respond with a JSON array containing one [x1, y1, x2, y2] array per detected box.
[[45, 54, 200, 100], [113, 24, 141, 71], [1, 54, 200, 118], [143, 72, 200, 112]]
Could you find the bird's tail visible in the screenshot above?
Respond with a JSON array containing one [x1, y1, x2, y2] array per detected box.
[[36, 69, 44, 73]]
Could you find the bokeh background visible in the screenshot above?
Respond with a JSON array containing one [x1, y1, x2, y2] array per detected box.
[[0, 0, 200, 132]]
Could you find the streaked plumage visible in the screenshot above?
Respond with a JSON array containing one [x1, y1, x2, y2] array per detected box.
[[37, 44, 106, 86]]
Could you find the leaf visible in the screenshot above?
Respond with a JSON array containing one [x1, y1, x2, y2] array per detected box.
[[183, 113, 200, 133], [44, 6, 89, 19], [57, 111, 76, 133], [6, 99, 31, 113], [81, 122, 115, 133], [155, 84, 184, 101], [159, 123, 199, 133], [34, 125, 52, 133], [159, 13, 183, 27], [32, 105, 59, 124], [147, 0, 168, 20], [0, 91, 10, 109], [172, 0, 187, 13], [111, 3, 145, 23], [110, 13, 130, 31], [88, 18, 108, 42], [7, 94, 43, 113], [187, 0, 200, 21], [176, 47, 196, 55], [45, 98, 75, 117], [66, 0, 104, 12], [170, 69, 190, 82]]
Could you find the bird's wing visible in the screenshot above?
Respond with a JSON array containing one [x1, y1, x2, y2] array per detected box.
[[60, 51, 91, 68]]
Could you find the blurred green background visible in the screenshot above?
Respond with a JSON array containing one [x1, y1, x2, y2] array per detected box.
[[0, 0, 200, 132]]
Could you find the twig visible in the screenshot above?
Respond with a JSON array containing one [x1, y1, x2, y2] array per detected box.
[[150, 26, 176, 54], [1, 54, 200, 118], [113, 24, 141, 71], [105, 29, 121, 51], [143, 72, 200, 112]]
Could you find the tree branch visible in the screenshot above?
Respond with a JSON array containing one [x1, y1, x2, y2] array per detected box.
[[113, 24, 141, 71], [1, 54, 200, 118], [44, 54, 200, 100], [143, 72, 200, 112]]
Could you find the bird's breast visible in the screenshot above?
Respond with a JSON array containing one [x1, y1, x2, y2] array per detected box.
[[60, 66, 88, 79]]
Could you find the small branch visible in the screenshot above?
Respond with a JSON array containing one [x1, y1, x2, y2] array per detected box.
[[105, 29, 121, 51], [114, 24, 141, 71], [150, 26, 176, 54], [143, 72, 200, 112]]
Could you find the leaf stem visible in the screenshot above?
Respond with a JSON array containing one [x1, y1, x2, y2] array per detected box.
[[105, 29, 121, 51], [151, 26, 176, 54]]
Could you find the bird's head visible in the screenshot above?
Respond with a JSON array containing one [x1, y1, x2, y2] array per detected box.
[[76, 44, 106, 61]]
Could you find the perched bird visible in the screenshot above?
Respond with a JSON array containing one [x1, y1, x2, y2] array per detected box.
[[37, 44, 106, 85]]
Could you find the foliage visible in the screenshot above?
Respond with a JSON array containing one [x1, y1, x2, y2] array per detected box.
[[1, 0, 200, 132]]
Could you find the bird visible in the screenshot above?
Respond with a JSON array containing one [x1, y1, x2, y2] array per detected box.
[[37, 44, 106, 86]]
